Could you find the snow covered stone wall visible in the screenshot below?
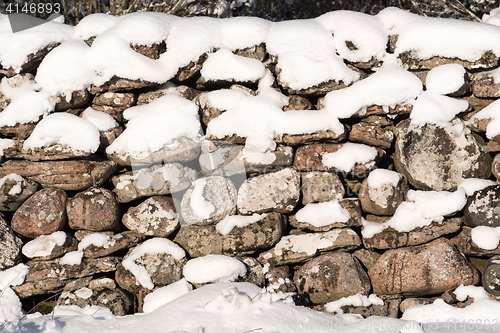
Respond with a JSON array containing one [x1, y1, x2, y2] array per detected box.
[[2, 6, 500, 322]]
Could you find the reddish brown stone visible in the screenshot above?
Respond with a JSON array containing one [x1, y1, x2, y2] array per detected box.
[[11, 188, 68, 238], [3, 141, 93, 161], [81, 231, 145, 258], [368, 238, 480, 296], [350, 116, 395, 149], [54, 90, 90, 111], [473, 72, 500, 98], [93, 92, 135, 108], [358, 174, 408, 216], [0, 121, 38, 140], [67, 187, 121, 231]]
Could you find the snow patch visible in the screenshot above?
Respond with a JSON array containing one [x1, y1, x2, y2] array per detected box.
[[183, 255, 247, 284]]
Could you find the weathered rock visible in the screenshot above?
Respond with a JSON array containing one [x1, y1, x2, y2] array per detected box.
[[368, 238, 480, 296], [175, 53, 207, 82], [195, 73, 259, 91], [258, 228, 361, 266], [363, 217, 462, 250], [107, 137, 201, 167], [483, 256, 500, 296], [283, 95, 313, 111], [358, 173, 408, 216], [180, 176, 237, 225], [294, 252, 371, 304], [122, 196, 180, 237], [0, 173, 39, 211], [280, 128, 348, 146], [265, 265, 296, 293], [493, 153, 500, 181], [400, 297, 436, 313], [353, 248, 381, 271], [93, 91, 135, 110], [350, 115, 395, 149], [91, 104, 127, 122], [464, 185, 500, 228], [98, 126, 123, 151], [239, 257, 265, 288], [0, 121, 38, 140], [74, 230, 115, 241], [450, 226, 500, 256], [115, 249, 186, 294], [3, 141, 94, 161], [0, 160, 117, 191], [137, 85, 200, 105], [12, 256, 120, 298], [293, 144, 385, 176], [323, 294, 402, 318], [11, 188, 67, 238], [289, 198, 362, 232], [22, 232, 78, 261], [131, 41, 166, 59], [175, 212, 285, 257], [66, 187, 121, 231], [241, 146, 295, 173], [6, 44, 58, 77], [473, 71, 500, 98], [235, 43, 267, 61], [300, 171, 344, 205], [90, 76, 158, 94], [394, 118, 491, 191], [80, 232, 145, 259], [54, 90, 90, 111], [111, 163, 197, 203], [59, 277, 132, 316], [399, 51, 498, 70], [354, 104, 413, 118], [237, 168, 300, 214], [0, 213, 23, 269]]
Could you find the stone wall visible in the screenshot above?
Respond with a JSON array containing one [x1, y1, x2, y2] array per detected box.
[[1, 9, 500, 319]]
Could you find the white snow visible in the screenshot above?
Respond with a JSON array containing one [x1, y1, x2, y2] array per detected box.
[[106, 94, 202, 154], [23, 112, 101, 153], [324, 294, 384, 314], [122, 238, 185, 289], [216, 213, 267, 235], [22, 231, 67, 259], [0, 173, 24, 195], [362, 188, 467, 238], [183, 255, 247, 284], [454, 284, 489, 302], [0, 139, 16, 157], [410, 91, 469, 128], [142, 278, 192, 313], [78, 233, 111, 250], [190, 178, 215, 220], [367, 169, 402, 189], [425, 64, 466, 95], [0, 263, 29, 324], [200, 47, 266, 82], [468, 98, 500, 139], [322, 143, 378, 172], [484, 7, 500, 27], [60, 250, 84, 266], [81, 107, 118, 132], [295, 200, 350, 227], [458, 178, 498, 196], [471, 226, 500, 250]]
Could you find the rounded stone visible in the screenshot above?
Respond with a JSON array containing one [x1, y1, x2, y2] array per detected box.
[[358, 175, 408, 216], [66, 187, 121, 231], [464, 185, 500, 228], [483, 255, 500, 296], [11, 188, 67, 238]]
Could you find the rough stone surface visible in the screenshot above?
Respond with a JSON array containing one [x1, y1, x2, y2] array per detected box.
[[111, 163, 197, 203], [11, 188, 67, 238], [294, 252, 371, 304], [81, 232, 145, 259], [12, 256, 120, 298], [483, 255, 500, 296], [350, 115, 395, 149], [22, 232, 78, 261], [175, 212, 285, 257], [394, 118, 491, 191], [293, 144, 385, 176], [54, 90, 90, 111], [90, 76, 157, 94], [131, 41, 166, 59], [399, 50, 498, 70], [353, 248, 381, 271], [122, 196, 180, 237], [181, 176, 237, 225], [93, 91, 135, 109], [198, 142, 246, 177], [239, 257, 265, 288], [258, 228, 361, 266], [0, 160, 117, 191], [368, 238, 480, 296], [67, 187, 121, 231], [283, 95, 313, 111], [0, 121, 38, 140], [450, 226, 500, 256], [300, 171, 345, 205], [3, 141, 94, 161], [6, 44, 58, 77], [464, 185, 500, 228], [358, 174, 408, 216], [280, 129, 348, 146], [237, 168, 300, 214], [493, 153, 500, 181], [324, 294, 402, 318], [363, 217, 462, 250], [473, 71, 500, 98], [400, 297, 436, 313], [0, 174, 39, 211], [265, 265, 296, 293], [0, 213, 23, 269], [137, 85, 199, 105]]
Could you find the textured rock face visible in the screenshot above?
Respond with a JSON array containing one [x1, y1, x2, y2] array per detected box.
[[0, 174, 39, 211], [464, 185, 500, 227], [473, 71, 500, 98], [369, 238, 480, 296], [22, 232, 78, 261], [11, 188, 67, 238], [67, 187, 121, 231], [483, 256, 500, 296], [451, 226, 500, 256], [181, 176, 237, 225], [300, 171, 344, 204], [122, 196, 180, 237], [175, 213, 285, 257], [0, 213, 23, 269], [358, 175, 408, 216], [237, 168, 300, 214], [394, 119, 491, 191], [349, 115, 395, 149], [294, 252, 371, 304]]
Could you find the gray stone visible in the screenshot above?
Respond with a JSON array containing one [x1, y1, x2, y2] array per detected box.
[[239, 257, 265, 287], [122, 196, 180, 237], [399, 51, 498, 71], [198, 142, 247, 177], [0, 213, 23, 269], [0, 173, 39, 211], [237, 168, 300, 214], [394, 118, 491, 191], [265, 265, 296, 293], [483, 256, 500, 296], [464, 185, 500, 228], [111, 163, 197, 203], [300, 171, 344, 205], [358, 173, 408, 216], [175, 212, 285, 257], [258, 228, 361, 266], [294, 252, 371, 304], [180, 176, 237, 225]]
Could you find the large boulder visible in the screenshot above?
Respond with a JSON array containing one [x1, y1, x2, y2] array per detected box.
[[394, 118, 491, 191]]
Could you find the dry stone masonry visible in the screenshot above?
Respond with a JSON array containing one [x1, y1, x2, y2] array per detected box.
[[3, 6, 500, 320]]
